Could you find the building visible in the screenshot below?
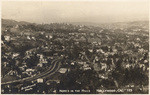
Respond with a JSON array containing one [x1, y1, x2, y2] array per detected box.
[[59, 68, 67, 74], [37, 78, 44, 83], [37, 63, 43, 67], [4, 36, 10, 41], [22, 69, 35, 76]]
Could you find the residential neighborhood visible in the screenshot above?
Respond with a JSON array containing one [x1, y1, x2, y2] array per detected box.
[[1, 19, 149, 94]]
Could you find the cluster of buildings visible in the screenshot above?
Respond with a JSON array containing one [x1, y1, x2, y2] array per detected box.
[[1, 20, 149, 94]]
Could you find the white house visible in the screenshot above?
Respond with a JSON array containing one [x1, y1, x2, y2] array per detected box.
[[37, 78, 44, 83], [59, 68, 67, 73], [4, 36, 10, 41]]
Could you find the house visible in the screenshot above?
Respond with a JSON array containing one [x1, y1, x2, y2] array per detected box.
[[71, 62, 75, 65], [88, 49, 93, 53], [112, 48, 117, 53], [83, 67, 91, 70], [27, 36, 31, 40], [90, 33, 95, 36], [136, 38, 140, 41], [37, 63, 43, 67], [138, 48, 145, 53], [53, 53, 58, 56], [4, 36, 10, 41], [14, 25, 19, 28], [19, 66, 26, 71], [22, 69, 35, 76], [100, 63, 107, 71], [37, 78, 44, 83], [46, 35, 53, 39], [26, 69, 35, 72], [59, 68, 67, 73], [46, 80, 60, 85], [3, 62, 9, 67], [125, 64, 131, 69], [76, 80, 81, 84], [83, 63, 91, 70], [100, 49, 105, 53], [99, 30, 103, 33], [12, 53, 19, 58], [69, 33, 75, 35], [139, 64, 146, 71], [78, 62, 85, 65], [94, 63, 100, 71], [37, 54, 48, 64], [94, 56, 99, 61], [37, 54, 44, 59], [144, 60, 148, 63], [7, 70, 18, 76], [1, 41, 4, 45], [99, 74, 108, 79], [39, 58, 48, 64]]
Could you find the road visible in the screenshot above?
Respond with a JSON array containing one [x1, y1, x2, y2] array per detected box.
[[1, 59, 61, 85]]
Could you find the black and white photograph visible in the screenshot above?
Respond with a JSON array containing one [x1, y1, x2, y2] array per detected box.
[[1, 0, 149, 94]]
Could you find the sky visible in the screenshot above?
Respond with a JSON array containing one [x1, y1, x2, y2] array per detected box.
[[2, 0, 149, 24]]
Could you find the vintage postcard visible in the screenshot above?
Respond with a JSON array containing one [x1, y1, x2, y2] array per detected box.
[[1, 0, 149, 94]]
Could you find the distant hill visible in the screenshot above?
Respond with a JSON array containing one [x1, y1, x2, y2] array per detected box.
[[67, 21, 149, 30], [2, 19, 32, 27], [67, 22, 101, 26], [2, 19, 18, 26], [2, 19, 148, 30], [111, 21, 149, 27]]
